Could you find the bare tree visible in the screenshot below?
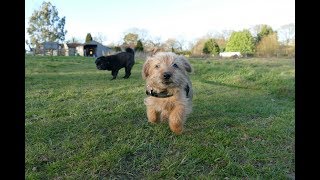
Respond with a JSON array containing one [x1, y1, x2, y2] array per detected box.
[[187, 40, 196, 52], [206, 30, 221, 39], [191, 38, 208, 56], [175, 37, 186, 51], [94, 32, 107, 44], [205, 30, 229, 52], [207, 29, 232, 40], [162, 38, 182, 52], [278, 23, 295, 45], [250, 24, 264, 37], [143, 36, 163, 53], [66, 36, 82, 43], [256, 34, 280, 57]]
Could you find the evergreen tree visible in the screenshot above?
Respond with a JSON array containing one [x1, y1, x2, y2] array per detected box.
[[113, 46, 122, 52], [256, 24, 275, 44], [85, 33, 93, 43], [226, 29, 255, 55], [203, 38, 220, 55], [135, 39, 144, 52]]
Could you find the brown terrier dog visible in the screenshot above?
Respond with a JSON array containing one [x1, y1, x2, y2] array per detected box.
[[142, 52, 193, 134]]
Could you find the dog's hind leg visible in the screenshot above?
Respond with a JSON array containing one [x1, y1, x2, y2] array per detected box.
[[123, 67, 131, 78], [111, 70, 118, 80]]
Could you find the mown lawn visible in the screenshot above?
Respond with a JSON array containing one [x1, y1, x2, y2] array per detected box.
[[25, 55, 295, 179]]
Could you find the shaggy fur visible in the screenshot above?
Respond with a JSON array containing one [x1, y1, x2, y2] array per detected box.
[[95, 48, 135, 80], [142, 52, 193, 134]]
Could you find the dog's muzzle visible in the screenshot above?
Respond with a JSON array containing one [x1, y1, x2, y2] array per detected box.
[[95, 60, 104, 70], [162, 72, 173, 84], [163, 72, 172, 79]]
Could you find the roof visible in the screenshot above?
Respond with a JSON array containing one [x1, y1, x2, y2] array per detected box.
[[83, 40, 111, 50], [83, 40, 101, 46], [66, 43, 83, 48], [42, 41, 60, 49]]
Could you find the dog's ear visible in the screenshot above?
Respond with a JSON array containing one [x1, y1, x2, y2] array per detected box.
[[151, 48, 160, 56], [142, 59, 150, 79], [179, 55, 192, 72]]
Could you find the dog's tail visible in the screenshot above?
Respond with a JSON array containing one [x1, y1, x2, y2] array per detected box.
[[125, 47, 135, 56]]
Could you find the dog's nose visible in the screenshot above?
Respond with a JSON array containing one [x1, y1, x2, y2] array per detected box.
[[163, 72, 172, 79]]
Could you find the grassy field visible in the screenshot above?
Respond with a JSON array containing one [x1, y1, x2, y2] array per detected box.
[[25, 55, 295, 179]]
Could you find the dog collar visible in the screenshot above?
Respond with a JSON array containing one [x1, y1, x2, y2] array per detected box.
[[146, 90, 173, 98], [146, 84, 190, 98], [185, 84, 190, 98]]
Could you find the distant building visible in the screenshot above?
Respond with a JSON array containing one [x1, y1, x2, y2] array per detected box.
[[35, 41, 112, 57], [40, 42, 62, 56], [83, 40, 112, 57], [63, 43, 84, 56]]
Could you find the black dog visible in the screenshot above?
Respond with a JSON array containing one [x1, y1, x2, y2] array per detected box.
[[95, 48, 135, 80]]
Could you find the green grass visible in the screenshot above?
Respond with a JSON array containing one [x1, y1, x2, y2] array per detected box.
[[25, 55, 295, 179]]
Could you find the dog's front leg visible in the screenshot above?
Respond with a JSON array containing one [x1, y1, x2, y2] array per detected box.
[[111, 70, 118, 80], [146, 106, 160, 123], [168, 105, 185, 134]]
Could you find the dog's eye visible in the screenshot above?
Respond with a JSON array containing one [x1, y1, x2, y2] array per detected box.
[[172, 63, 179, 68], [155, 65, 160, 68]]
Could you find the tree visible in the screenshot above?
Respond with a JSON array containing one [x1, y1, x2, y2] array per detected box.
[[255, 24, 276, 44], [123, 33, 139, 47], [203, 38, 220, 55], [94, 32, 107, 44], [191, 38, 207, 56], [66, 36, 83, 43], [207, 29, 232, 41], [85, 33, 93, 43], [221, 29, 233, 41], [256, 34, 280, 57], [135, 39, 144, 52], [215, 39, 226, 52], [205, 30, 228, 52], [143, 39, 161, 52], [142, 36, 163, 52], [278, 23, 295, 45], [225, 29, 255, 55], [27, 1, 67, 48], [162, 38, 182, 52], [125, 28, 149, 42], [113, 46, 122, 52], [250, 24, 262, 37]]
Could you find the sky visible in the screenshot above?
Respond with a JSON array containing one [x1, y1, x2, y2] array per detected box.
[[25, 0, 295, 49]]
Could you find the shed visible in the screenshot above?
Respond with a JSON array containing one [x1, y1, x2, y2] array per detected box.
[[64, 43, 84, 56], [83, 40, 111, 57], [41, 42, 62, 56]]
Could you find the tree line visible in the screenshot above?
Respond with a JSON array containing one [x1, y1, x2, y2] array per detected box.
[[26, 2, 295, 58]]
